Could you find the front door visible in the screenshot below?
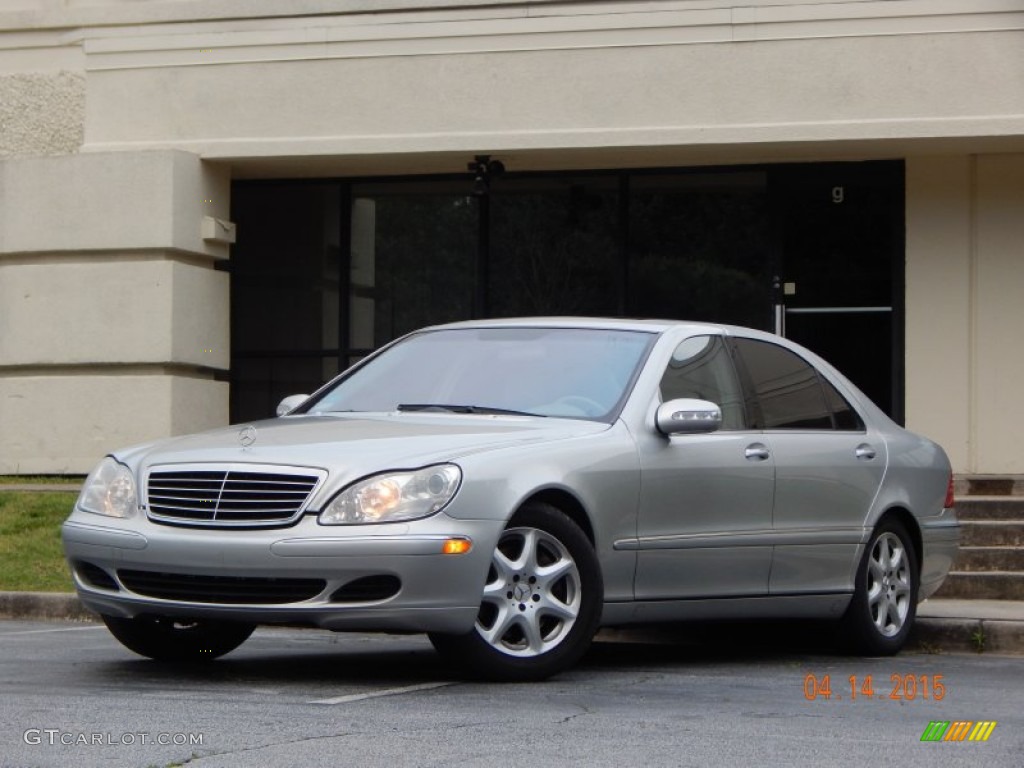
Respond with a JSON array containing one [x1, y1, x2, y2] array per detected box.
[[634, 334, 774, 599]]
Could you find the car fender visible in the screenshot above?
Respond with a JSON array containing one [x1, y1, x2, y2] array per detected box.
[[446, 420, 641, 603]]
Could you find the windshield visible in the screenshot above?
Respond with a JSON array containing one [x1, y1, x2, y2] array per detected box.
[[306, 327, 655, 421]]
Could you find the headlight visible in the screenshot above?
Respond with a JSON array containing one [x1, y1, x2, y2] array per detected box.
[[78, 457, 138, 519], [319, 464, 461, 525]]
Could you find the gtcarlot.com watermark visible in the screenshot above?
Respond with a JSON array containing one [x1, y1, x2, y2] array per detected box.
[[24, 729, 203, 747]]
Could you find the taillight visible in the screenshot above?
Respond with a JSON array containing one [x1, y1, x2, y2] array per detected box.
[[944, 472, 955, 508]]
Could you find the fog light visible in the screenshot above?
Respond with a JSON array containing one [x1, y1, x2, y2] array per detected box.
[[442, 538, 472, 555]]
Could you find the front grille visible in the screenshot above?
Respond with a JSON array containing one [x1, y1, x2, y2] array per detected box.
[[146, 466, 324, 527], [118, 569, 327, 604]]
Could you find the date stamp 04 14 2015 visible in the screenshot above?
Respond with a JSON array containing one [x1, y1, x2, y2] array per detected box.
[[802, 673, 998, 743], [803, 672, 946, 702]]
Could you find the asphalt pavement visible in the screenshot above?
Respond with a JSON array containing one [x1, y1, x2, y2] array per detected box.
[[3, 618, 1023, 768]]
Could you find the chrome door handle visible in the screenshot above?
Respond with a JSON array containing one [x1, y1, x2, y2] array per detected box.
[[745, 443, 770, 461], [855, 444, 876, 460]]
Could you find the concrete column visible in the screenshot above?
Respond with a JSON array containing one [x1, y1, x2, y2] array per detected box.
[[904, 156, 972, 472], [906, 153, 1024, 475], [973, 155, 1024, 474], [0, 150, 232, 473]]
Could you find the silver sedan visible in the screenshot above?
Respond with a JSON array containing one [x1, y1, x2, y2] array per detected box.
[[62, 318, 959, 680]]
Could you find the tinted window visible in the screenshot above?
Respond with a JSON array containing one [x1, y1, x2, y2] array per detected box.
[[732, 338, 832, 430], [660, 335, 747, 429], [821, 375, 865, 431]]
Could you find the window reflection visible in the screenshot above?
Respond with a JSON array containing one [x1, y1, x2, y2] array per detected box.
[[660, 335, 746, 429]]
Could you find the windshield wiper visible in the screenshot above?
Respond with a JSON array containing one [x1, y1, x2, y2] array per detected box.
[[396, 404, 544, 417]]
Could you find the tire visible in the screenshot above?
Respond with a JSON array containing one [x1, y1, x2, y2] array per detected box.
[[102, 614, 255, 661], [839, 519, 919, 655], [429, 502, 602, 681]]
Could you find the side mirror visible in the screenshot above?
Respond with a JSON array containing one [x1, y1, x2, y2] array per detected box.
[[655, 398, 722, 436], [276, 394, 309, 417]]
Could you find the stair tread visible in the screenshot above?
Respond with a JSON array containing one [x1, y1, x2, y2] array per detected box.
[[958, 520, 1024, 525], [956, 495, 1024, 501]]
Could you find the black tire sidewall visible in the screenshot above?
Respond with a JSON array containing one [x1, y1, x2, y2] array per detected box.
[[842, 519, 919, 656], [102, 615, 255, 661]]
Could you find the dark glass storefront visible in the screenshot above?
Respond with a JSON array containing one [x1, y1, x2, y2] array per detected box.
[[228, 161, 903, 424]]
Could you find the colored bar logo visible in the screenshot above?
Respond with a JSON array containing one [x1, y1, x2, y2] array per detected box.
[[920, 721, 997, 742]]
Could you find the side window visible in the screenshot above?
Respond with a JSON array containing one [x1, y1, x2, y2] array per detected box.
[[660, 335, 747, 429], [732, 338, 832, 430], [821, 375, 865, 431]]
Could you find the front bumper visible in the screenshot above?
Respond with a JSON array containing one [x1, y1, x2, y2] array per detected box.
[[61, 510, 503, 634]]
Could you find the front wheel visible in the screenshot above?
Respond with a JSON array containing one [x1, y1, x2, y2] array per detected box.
[[429, 502, 602, 681], [102, 614, 255, 661], [839, 519, 919, 655]]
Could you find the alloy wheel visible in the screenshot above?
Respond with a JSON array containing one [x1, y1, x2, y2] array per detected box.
[[475, 526, 582, 657], [866, 531, 912, 637]]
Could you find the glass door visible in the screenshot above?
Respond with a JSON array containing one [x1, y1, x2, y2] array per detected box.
[[228, 182, 343, 422], [773, 162, 904, 419]]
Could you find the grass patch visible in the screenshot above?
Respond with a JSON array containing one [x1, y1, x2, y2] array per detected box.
[[0, 492, 75, 591], [0, 475, 83, 485]]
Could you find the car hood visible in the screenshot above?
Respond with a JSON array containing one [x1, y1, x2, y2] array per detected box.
[[117, 412, 610, 483]]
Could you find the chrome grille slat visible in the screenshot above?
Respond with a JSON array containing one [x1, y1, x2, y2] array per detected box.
[[146, 466, 323, 528], [145, 501, 220, 514], [151, 496, 308, 505]]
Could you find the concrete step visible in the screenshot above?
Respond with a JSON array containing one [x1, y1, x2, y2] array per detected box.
[[955, 497, 1024, 521], [934, 571, 1024, 600], [958, 476, 1024, 496], [954, 546, 1024, 572], [959, 520, 1024, 547]]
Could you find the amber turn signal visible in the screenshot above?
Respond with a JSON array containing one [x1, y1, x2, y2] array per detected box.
[[442, 538, 472, 555]]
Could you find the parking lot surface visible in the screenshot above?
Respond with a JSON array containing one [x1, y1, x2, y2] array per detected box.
[[2, 618, 1021, 767]]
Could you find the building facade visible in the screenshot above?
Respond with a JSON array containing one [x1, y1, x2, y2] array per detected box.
[[1, 0, 1022, 475]]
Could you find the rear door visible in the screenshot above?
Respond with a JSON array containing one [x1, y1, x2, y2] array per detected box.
[[729, 337, 886, 595]]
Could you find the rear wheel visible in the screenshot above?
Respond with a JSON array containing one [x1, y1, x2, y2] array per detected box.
[[840, 519, 919, 655], [102, 614, 255, 661], [429, 502, 602, 681]]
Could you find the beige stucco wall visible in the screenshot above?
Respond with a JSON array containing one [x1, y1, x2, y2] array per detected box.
[[73, 1, 1024, 173], [0, 151, 231, 473], [0, 151, 231, 258], [0, 71, 84, 156], [1, 0, 1023, 473], [82, 28, 1024, 167], [972, 155, 1024, 474], [906, 154, 1024, 474], [0, 258, 228, 370], [0, 373, 227, 475]]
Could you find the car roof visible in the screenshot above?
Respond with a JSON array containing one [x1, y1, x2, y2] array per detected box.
[[422, 316, 729, 335], [420, 317, 797, 347]]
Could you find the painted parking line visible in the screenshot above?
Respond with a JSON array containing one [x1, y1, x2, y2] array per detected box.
[[309, 681, 454, 705], [0, 625, 105, 636]]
